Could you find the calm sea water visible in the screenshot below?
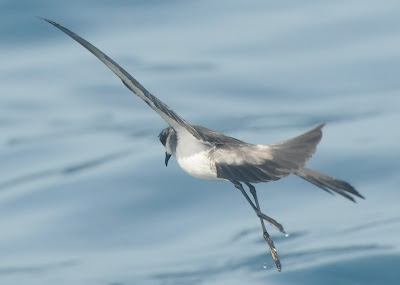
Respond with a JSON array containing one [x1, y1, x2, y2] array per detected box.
[[1, 1, 400, 284]]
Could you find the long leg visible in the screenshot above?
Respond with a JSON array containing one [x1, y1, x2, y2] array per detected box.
[[245, 182, 282, 272], [231, 181, 285, 233]]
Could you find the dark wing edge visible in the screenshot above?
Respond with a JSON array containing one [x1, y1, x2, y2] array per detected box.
[[40, 18, 202, 140], [214, 123, 325, 183], [294, 168, 364, 202]]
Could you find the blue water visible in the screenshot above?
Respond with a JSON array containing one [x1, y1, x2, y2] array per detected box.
[[1, 1, 400, 284]]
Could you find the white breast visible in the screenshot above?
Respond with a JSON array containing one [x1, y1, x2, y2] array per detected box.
[[176, 150, 224, 181]]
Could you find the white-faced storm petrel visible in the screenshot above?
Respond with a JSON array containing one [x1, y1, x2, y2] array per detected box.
[[41, 19, 364, 272]]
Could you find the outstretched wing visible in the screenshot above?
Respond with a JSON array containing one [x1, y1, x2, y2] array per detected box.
[[212, 123, 325, 183], [41, 18, 202, 140]]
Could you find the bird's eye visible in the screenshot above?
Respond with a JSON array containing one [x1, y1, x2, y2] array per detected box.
[[159, 132, 167, 146]]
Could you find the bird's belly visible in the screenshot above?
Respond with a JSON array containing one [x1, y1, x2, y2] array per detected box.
[[176, 151, 224, 181]]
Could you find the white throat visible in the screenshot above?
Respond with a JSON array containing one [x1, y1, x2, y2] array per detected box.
[[173, 131, 223, 181], [176, 149, 223, 181]]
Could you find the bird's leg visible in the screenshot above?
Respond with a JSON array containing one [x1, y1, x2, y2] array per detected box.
[[245, 182, 282, 272], [232, 181, 285, 234]]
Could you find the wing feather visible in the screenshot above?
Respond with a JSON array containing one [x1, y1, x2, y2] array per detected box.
[[42, 18, 202, 140], [213, 123, 325, 183]]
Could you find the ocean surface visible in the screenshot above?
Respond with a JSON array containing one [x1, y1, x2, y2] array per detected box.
[[1, 1, 400, 284]]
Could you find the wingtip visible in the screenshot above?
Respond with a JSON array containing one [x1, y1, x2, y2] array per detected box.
[[35, 17, 57, 26], [35, 16, 47, 22]]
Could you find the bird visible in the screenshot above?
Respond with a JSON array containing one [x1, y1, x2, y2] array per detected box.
[[41, 18, 365, 272]]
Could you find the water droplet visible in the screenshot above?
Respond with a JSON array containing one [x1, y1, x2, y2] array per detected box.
[[285, 233, 290, 237], [263, 263, 268, 269]]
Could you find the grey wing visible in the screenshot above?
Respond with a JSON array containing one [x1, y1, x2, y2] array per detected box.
[[192, 125, 246, 145], [42, 18, 202, 140], [212, 123, 325, 183], [294, 167, 365, 202]]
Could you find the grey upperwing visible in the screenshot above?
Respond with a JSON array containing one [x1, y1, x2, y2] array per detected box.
[[211, 123, 325, 183], [41, 18, 203, 141]]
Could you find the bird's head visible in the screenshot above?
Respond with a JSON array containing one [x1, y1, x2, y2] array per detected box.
[[158, 127, 176, 166]]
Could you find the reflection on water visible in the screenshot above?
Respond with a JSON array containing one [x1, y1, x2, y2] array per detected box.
[[0, 259, 79, 277], [0, 150, 132, 191], [1, 0, 400, 284]]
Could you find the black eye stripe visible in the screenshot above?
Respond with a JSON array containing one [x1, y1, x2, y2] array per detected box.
[[158, 128, 171, 146]]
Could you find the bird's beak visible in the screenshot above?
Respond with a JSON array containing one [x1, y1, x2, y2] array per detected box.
[[165, 152, 171, 167]]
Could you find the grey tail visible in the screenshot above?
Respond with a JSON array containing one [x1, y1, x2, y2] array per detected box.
[[294, 167, 365, 202]]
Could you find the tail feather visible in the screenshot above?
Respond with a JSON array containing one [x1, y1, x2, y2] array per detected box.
[[294, 167, 365, 202]]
